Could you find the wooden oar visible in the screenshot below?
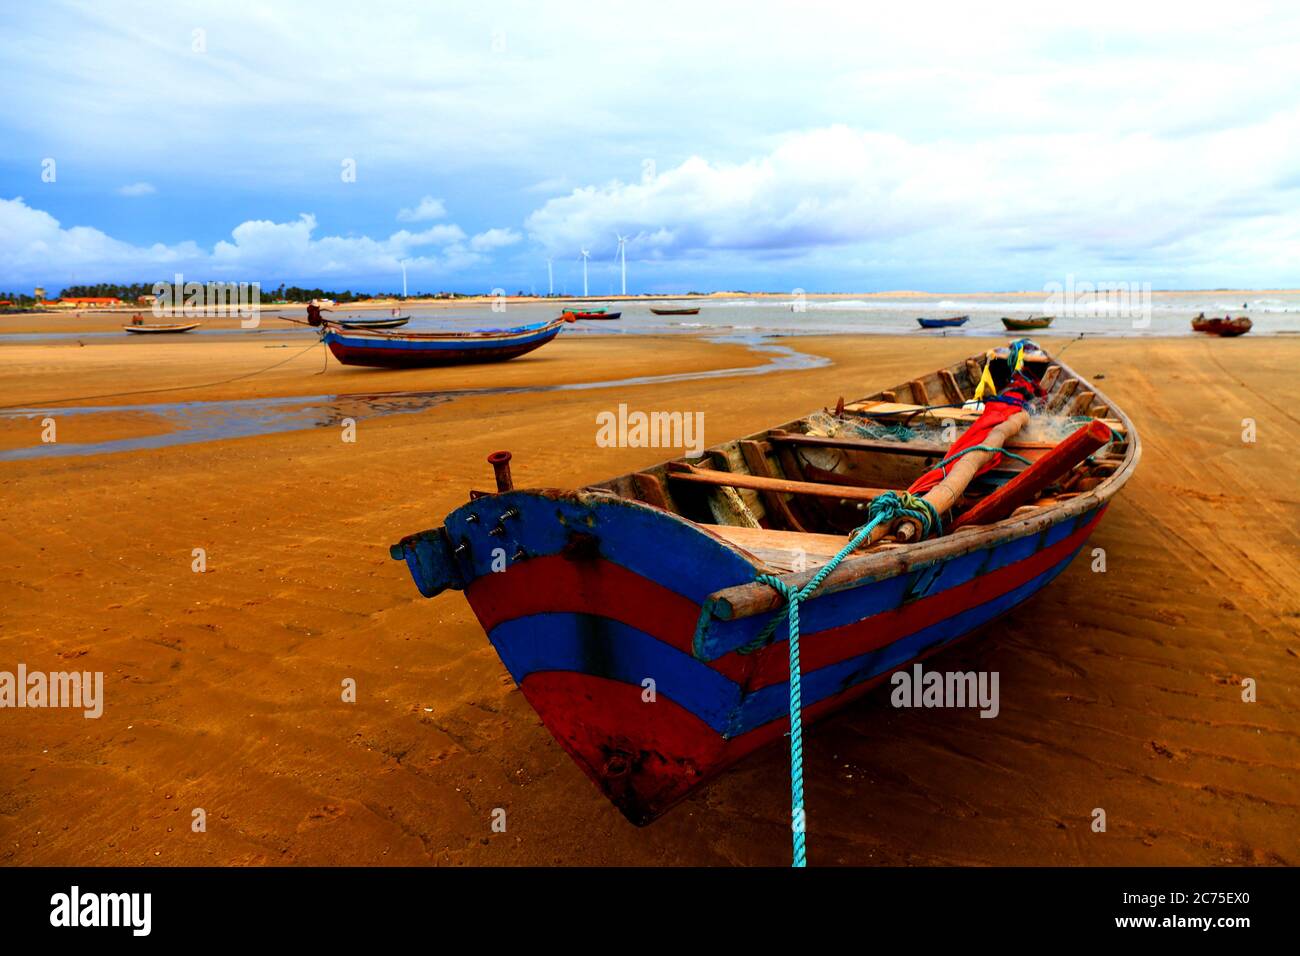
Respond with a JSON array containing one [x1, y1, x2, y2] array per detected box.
[[666, 461, 893, 502]]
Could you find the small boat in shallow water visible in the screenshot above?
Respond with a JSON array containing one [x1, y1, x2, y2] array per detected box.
[[651, 306, 701, 315], [323, 315, 572, 368], [390, 340, 1139, 843], [1003, 315, 1053, 331], [565, 310, 622, 320], [123, 322, 200, 334], [1192, 314, 1252, 337], [336, 315, 411, 330], [917, 315, 969, 328]]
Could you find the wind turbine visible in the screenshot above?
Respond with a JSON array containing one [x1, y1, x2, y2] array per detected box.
[[580, 248, 590, 298], [545, 257, 554, 297], [615, 234, 628, 296], [400, 260, 408, 298]]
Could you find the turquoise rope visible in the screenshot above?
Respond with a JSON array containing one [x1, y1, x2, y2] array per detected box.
[[750, 491, 940, 867], [931, 443, 1033, 480], [1006, 337, 1033, 371]]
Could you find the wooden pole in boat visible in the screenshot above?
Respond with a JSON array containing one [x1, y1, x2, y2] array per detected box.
[[865, 410, 1031, 547], [952, 419, 1112, 529], [666, 461, 894, 502]]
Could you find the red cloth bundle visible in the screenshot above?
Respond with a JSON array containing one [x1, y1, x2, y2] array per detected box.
[[907, 380, 1041, 495]]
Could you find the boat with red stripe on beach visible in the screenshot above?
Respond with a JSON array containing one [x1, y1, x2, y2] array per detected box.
[[390, 339, 1139, 844]]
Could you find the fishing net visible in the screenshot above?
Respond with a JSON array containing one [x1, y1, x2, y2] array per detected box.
[[804, 409, 938, 444], [808, 403, 1108, 448]]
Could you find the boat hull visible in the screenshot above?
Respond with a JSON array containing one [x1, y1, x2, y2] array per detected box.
[[395, 486, 1108, 824], [323, 320, 565, 368], [123, 323, 200, 334], [337, 316, 411, 329], [650, 308, 701, 315], [1002, 317, 1053, 330], [917, 317, 969, 328], [1192, 317, 1252, 336]]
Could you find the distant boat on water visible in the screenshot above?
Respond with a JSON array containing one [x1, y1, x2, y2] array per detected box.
[[1002, 316, 1054, 331], [122, 322, 200, 334], [1191, 313, 1252, 337], [336, 315, 411, 329], [917, 315, 969, 329], [651, 306, 701, 315]]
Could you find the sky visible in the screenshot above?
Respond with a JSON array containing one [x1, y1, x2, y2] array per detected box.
[[1, 0, 1298, 295]]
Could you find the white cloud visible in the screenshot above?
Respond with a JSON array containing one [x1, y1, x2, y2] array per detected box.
[[396, 196, 446, 222], [0, 197, 490, 286], [523, 176, 570, 195], [524, 120, 1300, 278], [0, 196, 200, 281], [469, 227, 521, 252], [394, 224, 466, 248], [116, 182, 155, 197]]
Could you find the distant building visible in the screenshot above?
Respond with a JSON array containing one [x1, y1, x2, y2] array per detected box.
[[34, 286, 45, 301], [53, 296, 123, 307]]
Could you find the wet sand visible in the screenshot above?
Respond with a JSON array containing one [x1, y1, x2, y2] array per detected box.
[[1, 331, 1296, 866]]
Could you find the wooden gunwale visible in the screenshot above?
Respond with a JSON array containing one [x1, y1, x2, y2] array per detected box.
[[697, 354, 1140, 619]]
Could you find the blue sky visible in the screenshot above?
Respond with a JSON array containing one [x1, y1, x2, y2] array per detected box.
[[2, 0, 1298, 294]]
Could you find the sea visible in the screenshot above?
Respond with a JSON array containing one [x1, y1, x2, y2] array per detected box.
[[382, 291, 1300, 338]]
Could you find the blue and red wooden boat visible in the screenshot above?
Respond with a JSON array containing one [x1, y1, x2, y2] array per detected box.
[[916, 315, 969, 328], [322, 315, 571, 368], [391, 342, 1139, 836]]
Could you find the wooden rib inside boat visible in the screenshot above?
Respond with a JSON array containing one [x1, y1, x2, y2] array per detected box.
[[391, 339, 1139, 827]]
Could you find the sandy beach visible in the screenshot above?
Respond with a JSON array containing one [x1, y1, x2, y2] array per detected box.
[[1, 327, 1296, 866]]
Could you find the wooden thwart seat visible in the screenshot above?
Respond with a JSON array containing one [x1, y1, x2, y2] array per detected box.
[[701, 524, 850, 573]]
